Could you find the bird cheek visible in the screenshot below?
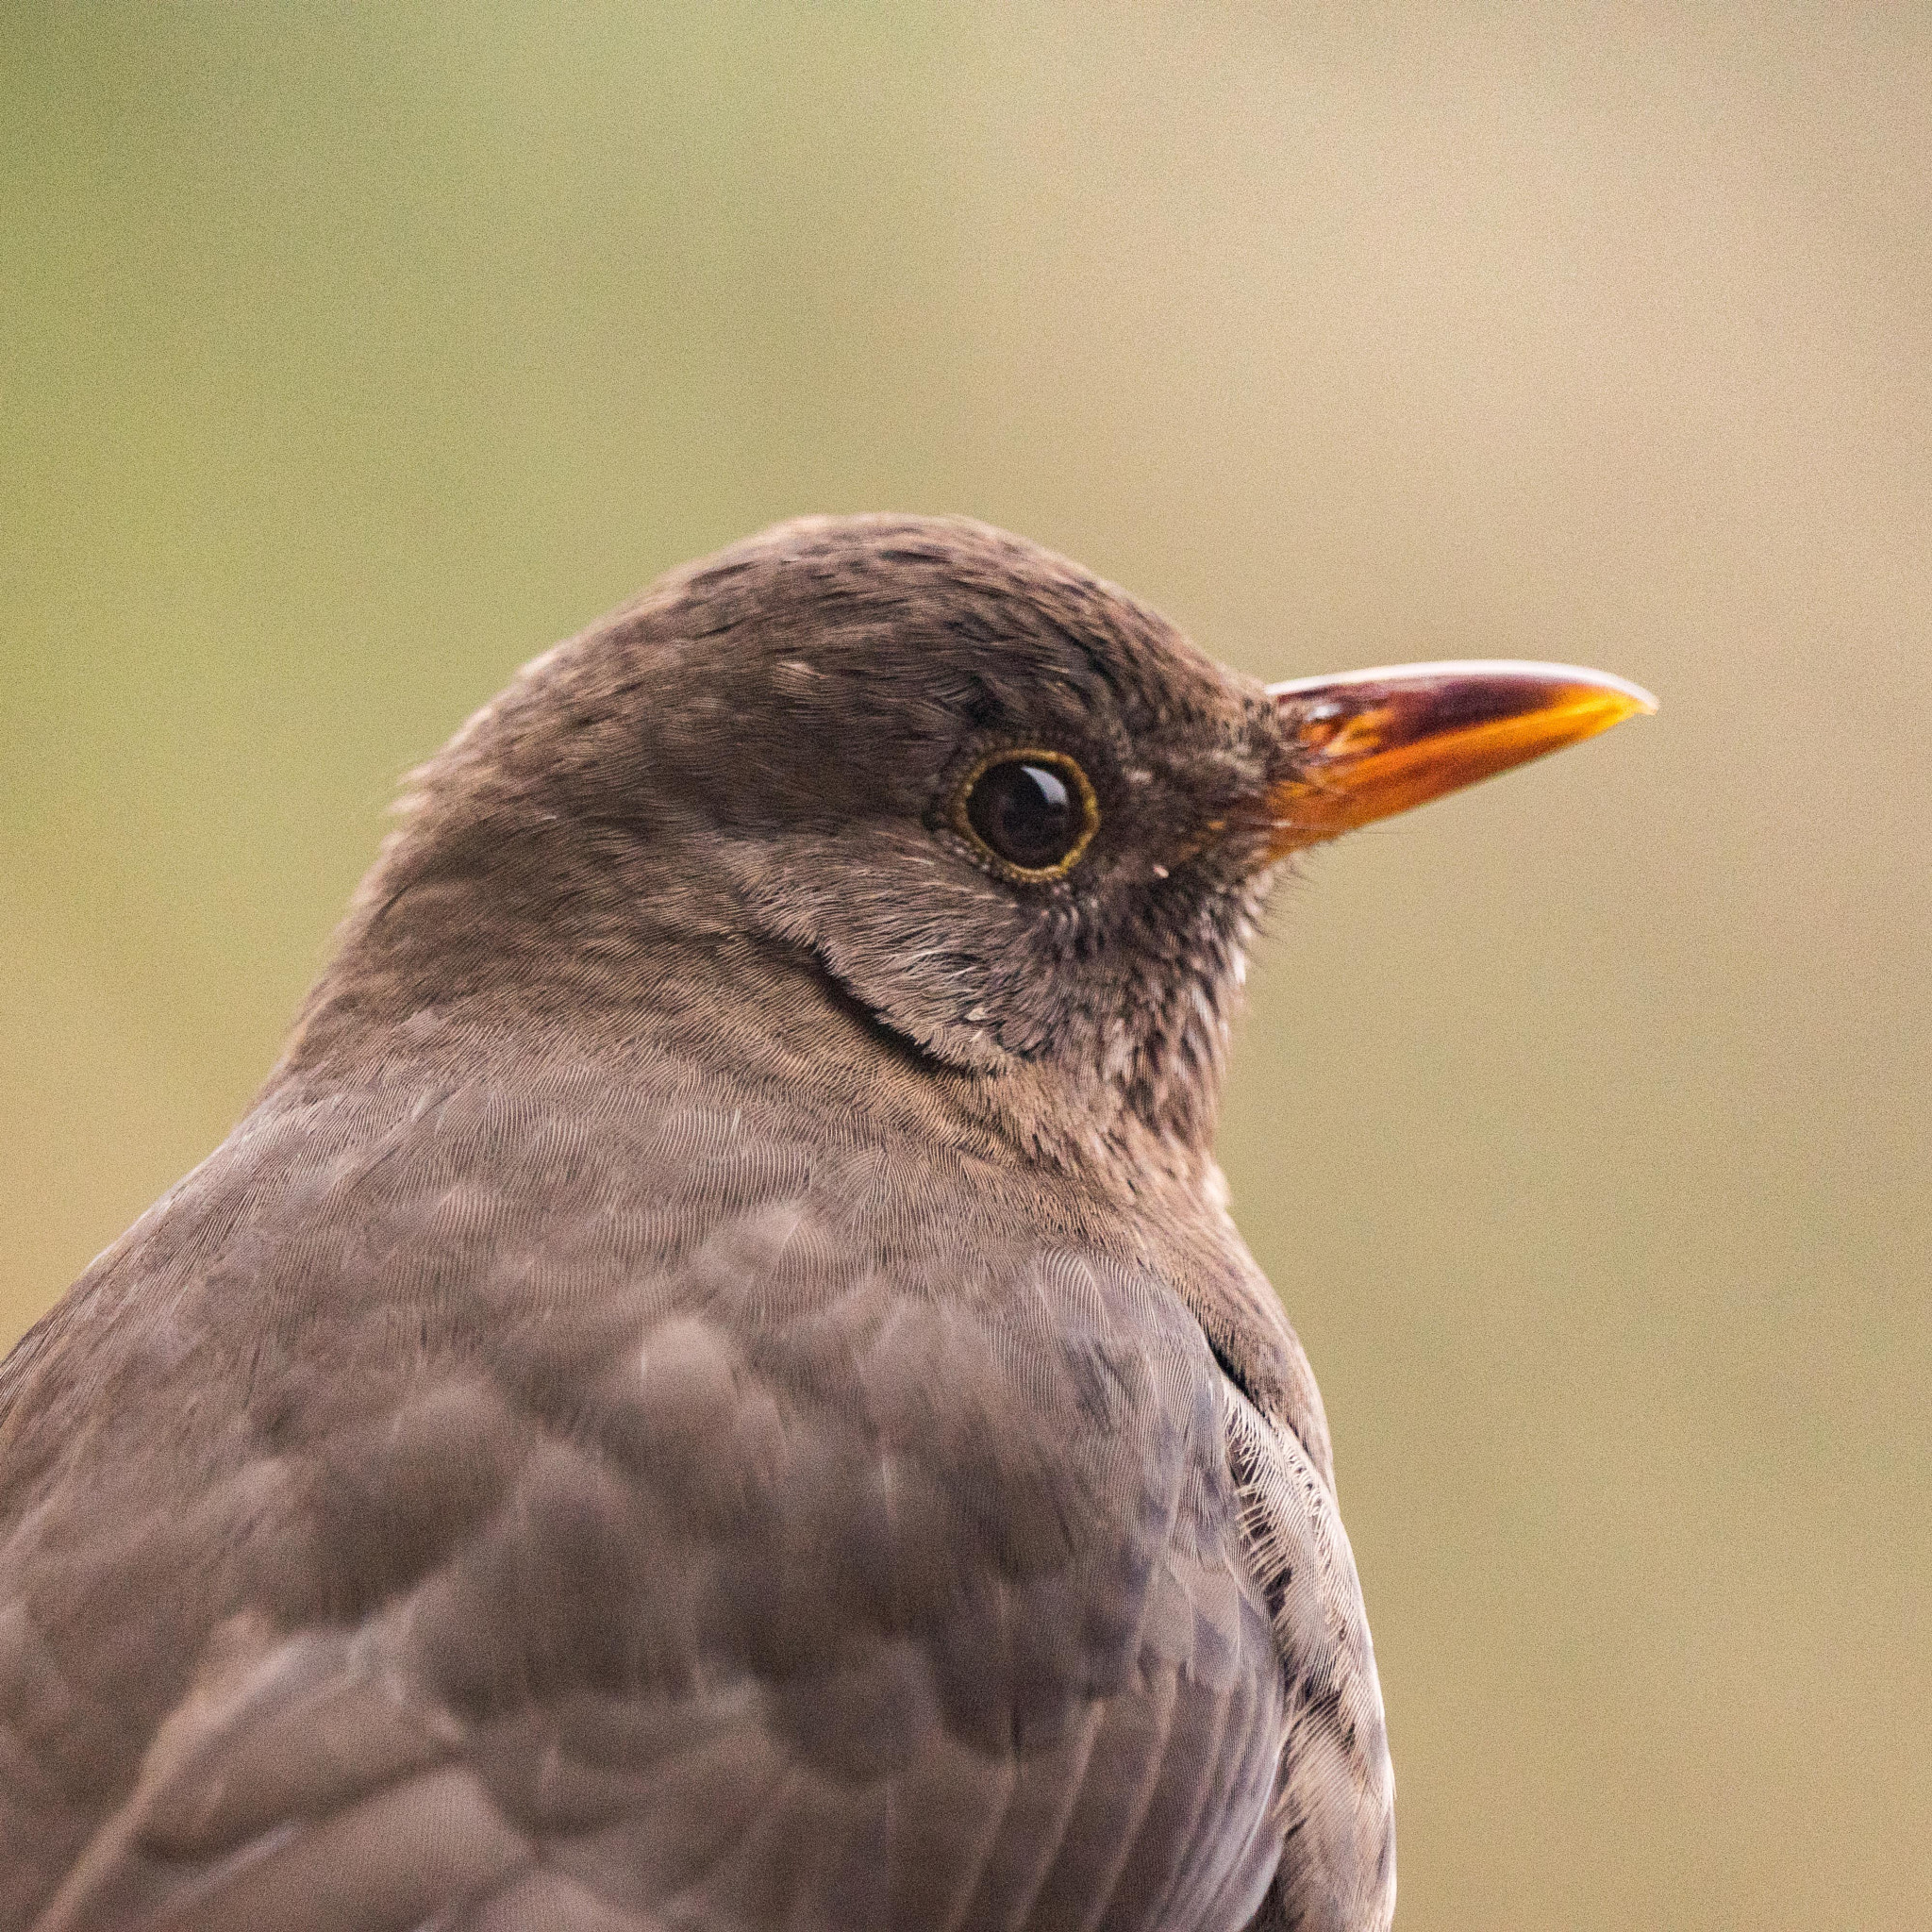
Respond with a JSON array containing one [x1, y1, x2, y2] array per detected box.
[[729, 841, 1018, 1074]]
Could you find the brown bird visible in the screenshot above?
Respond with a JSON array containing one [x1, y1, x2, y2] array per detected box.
[[0, 517, 1652, 1932]]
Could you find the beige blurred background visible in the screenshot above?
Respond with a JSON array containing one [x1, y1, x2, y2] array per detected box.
[[4, 6, 1926, 1926]]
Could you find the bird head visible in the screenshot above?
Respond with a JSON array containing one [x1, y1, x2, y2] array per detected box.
[[295, 515, 1651, 1195]]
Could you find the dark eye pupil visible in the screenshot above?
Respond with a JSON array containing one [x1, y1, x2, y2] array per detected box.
[[967, 759, 1080, 871]]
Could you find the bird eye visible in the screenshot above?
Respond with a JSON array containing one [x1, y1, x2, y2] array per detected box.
[[951, 749, 1099, 880]]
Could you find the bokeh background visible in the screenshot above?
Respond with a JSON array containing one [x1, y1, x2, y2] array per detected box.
[[4, 7, 1926, 1926]]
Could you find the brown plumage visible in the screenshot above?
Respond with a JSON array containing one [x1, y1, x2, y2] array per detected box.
[[0, 515, 1650, 1930]]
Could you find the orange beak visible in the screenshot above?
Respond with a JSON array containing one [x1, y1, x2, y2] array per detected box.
[[1262, 659, 1657, 857]]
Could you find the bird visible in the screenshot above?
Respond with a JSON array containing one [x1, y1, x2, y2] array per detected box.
[[0, 515, 1652, 1932]]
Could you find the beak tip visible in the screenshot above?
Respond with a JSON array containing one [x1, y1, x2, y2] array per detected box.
[[1572, 676, 1659, 749], [1586, 669, 1659, 721]]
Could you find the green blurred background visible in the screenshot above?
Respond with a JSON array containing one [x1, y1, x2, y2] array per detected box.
[[4, 6, 1926, 1925]]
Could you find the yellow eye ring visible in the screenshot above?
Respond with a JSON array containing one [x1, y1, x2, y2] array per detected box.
[[949, 747, 1100, 882]]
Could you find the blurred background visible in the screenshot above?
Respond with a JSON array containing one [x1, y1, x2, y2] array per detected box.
[[4, 6, 1926, 1925]]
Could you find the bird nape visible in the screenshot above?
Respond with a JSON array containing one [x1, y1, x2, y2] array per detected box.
[[0, 516, 1651, 1932]]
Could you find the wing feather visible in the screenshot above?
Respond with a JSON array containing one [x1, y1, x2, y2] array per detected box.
[[5, 1076, 1324, 1931]]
